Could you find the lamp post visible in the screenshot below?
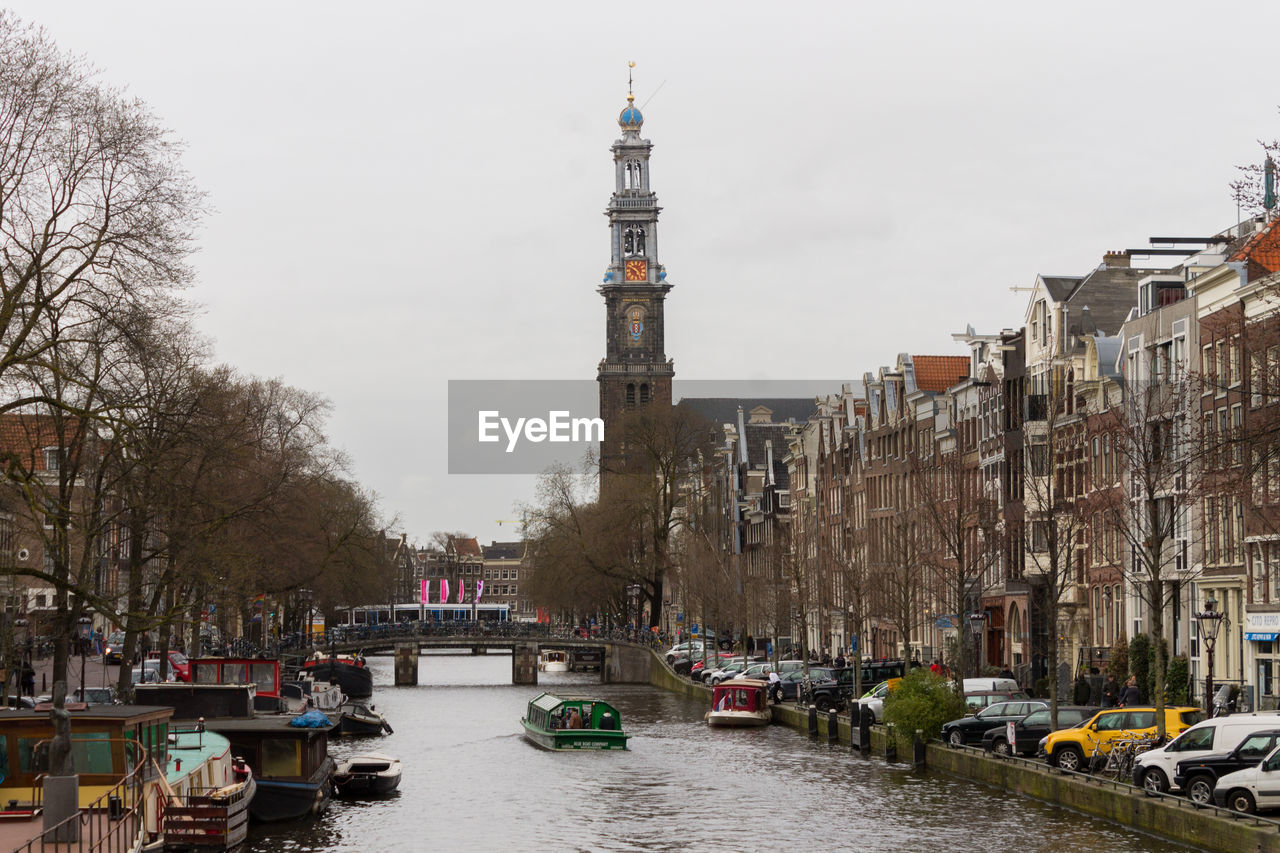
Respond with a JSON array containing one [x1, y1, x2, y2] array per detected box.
[[76, 616, 92, 701], [298, 588, 313, 649], [1196, 594, 1224, 714], [13, 618, 28, 699], [625, 584, 641, 643], [969, 611, 987, 679]]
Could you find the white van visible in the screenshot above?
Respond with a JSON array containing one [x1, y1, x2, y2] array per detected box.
[[1132, 712, 1280, 793], [962, 677, 1019, 693]]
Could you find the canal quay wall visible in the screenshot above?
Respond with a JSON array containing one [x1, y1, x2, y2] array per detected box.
[[646, 653, 1278, 853]]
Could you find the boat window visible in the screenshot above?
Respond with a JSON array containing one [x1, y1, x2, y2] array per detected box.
[[252, 663, 277, 694], [17, 737, 39, 773], [194, 663, 220, 684], [261, 738, 301, 777], [154, 723, 168, 765], [73, 733, 113, 774]]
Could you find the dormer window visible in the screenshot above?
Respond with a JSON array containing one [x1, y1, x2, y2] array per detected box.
[[43, 447, 64, 472]]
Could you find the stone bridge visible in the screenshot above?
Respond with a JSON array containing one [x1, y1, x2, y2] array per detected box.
[[321, 634, 653, 685]]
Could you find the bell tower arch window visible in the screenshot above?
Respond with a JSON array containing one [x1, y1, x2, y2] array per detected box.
[[640, 384, 650, 404], [623, 225, 646, 257], [624, 159, 644, 190], [626, 383, 636, 407]]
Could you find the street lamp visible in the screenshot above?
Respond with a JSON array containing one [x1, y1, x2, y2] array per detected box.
[[76, 616, 92, 702], [298, 588, 313, 648], [1196, 594, 1224, 714], [969, 611, 987, 679], [625, 584, 641, 643]]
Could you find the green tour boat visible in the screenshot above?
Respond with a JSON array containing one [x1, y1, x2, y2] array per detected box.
[[520, 692, 631, 750]]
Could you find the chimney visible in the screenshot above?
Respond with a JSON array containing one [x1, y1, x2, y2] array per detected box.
[[1103, 250, 1129, 269]]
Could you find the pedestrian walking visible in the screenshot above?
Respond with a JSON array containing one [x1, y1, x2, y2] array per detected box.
[[20, 660, 35, 697], [1102, 673, 1119, 708]]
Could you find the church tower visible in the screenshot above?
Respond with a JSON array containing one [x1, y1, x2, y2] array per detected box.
[[597, 83, 674, 475]]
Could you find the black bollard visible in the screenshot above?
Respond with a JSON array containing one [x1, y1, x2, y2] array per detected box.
[[807, 705, 819, 736], [827, 709, 839, 743], [913, 729, 926, 769], [858, 705, 872, 754], [885, 723, 897, 762]]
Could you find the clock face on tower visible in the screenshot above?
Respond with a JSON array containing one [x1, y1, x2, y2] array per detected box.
[[624, 259, 647, 282]]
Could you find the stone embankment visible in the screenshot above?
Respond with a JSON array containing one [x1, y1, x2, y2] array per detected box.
[[649, 652, 1280, 853]]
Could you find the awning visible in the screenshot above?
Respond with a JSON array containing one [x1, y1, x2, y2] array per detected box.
[[1245, 632, 1279, 642]]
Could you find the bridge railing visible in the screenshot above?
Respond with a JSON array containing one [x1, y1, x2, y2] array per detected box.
[[312, 621, 666, 648]]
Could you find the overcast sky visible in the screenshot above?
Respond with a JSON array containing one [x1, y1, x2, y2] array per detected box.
[[10, 1, 1280, 548]]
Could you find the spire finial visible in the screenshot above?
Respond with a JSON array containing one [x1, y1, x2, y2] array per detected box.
[[627, 61, 635, 101]]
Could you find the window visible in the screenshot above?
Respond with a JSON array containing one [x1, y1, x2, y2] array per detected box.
[[1231, 340, 1242, 386], [43, 447, 63, 472], [1031, 520, 1050, 552], [1253, 351, 1266, 408], [1029, 443, 1049, 477], [1167, 726, 1214, 752], [1202, 345, 1214, 395], [1231, 404, 1243, 465]]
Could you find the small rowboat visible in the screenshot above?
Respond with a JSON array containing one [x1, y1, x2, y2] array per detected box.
[[333, 753, 401, 797]]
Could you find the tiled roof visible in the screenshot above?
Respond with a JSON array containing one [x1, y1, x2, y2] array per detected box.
[[911, 356, 969, 393], [743, 422, 792, 490], [1229, 217, 1280, 275], [0, 413, 65, 471], [1063, 266, 1151, 337], [1042, 276, 1082, 302], [483, 541, 523, 560], [450, 536, 483, 557]]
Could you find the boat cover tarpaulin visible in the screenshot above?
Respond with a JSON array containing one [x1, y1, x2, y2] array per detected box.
[[289, 710, 334, 728]]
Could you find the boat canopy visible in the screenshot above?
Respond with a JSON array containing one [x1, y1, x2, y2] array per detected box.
[[712, 679, 767, 712], [530, 693, 565, 713]]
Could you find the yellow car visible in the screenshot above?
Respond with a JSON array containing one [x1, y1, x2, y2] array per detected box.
[[1044, 706, 1206, 772]]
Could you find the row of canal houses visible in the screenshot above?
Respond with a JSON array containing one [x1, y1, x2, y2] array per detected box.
[[682, 213, 1280, 709]]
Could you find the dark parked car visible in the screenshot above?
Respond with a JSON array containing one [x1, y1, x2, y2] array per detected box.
[[1174, 729, 1280, 805], [772, 668, 840, 704], [981, 705, 1097, 756], [942, 700, 1047, 747]]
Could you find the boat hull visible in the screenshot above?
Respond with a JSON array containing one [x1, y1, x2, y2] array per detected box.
[[249, 757, 334, 822], [339, 713, 387, 737], [520, 719, 630, 750], [706, 709, 771, 728], [303, 660, 373, 699], [162, 774, 256, 849]]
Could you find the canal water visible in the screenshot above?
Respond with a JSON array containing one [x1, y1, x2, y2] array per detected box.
[[244, 653, 1190, 853]]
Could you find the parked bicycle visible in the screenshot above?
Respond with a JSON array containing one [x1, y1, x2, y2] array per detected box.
[[1095, 731, 1159, 781]]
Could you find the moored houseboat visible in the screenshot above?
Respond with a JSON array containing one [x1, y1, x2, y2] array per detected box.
[[158, 726, 256, 850], [520, 693, 629, 750], [0, 703, 248, 851], [200, 715, 335, 822], [188, 657, 284, 712]]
